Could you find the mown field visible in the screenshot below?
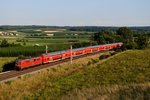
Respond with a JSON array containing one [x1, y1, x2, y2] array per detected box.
[[0, 49, 150, 100], [0, 57, 17, 72]]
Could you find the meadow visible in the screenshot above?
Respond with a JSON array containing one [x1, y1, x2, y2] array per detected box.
[[0, 49, 149, 99]]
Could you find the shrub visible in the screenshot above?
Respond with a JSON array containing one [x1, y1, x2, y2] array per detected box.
[[120, 44, 127, 51], [137, 34, 149, 49], [0, 39, 9, 47], [110, 52, 117, 56], [2, 61, 16, 72], [99, 54, 111, 60], [99, 55, 106, 60], [87, 61, 92, 66], [91, 58, 99, 64], [126, 42, 138, 49], [115, 48, 122, 52]]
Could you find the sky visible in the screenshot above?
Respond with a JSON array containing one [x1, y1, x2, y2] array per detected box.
[[0, 0, 150, 26]]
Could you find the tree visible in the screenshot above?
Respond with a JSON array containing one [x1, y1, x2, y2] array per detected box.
[[0, 39, 9, 47], [92, 30, 117, 44], [117, 27, 133, 43], [93, 32, 106, 44], [137, 34, 149, 49]]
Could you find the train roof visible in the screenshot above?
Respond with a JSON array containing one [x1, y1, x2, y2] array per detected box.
[[16, 56, 41, 61], [87, 44, 111, 48], [42, 42, 123, 56], [42, 49, 70, 56], [44, 42, 124, 56]]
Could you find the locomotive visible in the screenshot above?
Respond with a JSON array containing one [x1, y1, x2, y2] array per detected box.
[[15, 42, 123, 70]]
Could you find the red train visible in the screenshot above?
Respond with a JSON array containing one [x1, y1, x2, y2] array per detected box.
[[15, 42, 123, 70]]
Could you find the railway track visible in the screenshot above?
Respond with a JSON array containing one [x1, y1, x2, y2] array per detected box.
[[0, 50, 108, 83]]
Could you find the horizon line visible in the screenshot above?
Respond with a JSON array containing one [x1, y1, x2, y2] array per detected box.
[[0, 25, 150, 27]]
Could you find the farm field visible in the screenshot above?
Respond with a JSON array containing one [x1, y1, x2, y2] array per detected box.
[[0, 57, 17, 72], [0, 37, 89, 46], [20, 37, 89, 46], [0, 27, 92, 48], [0, 29, 92, 57], [0, 34, 90, 46], [0, 49, 149, 99]]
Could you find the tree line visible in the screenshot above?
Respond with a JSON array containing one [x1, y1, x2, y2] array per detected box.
[[91, 27, 149, 50]]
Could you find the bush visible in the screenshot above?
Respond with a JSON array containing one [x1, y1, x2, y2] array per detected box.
[[99, 54, 111, 60], [0, 39, 9, 47], [126, 42, 138, 49], [87, 61, 92, 66], [110, 52, 117, 56], [137, 34, 149, 49], [99, 55, 105, 60], [91, 58, 99, 64], [113, 46, 123, 52], [120, 44, 127, 51], [2, 61, 16, 72], [87, 59, 98, 66], [115, 49, 122, 52]]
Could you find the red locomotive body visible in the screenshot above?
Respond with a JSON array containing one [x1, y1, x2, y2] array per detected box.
[[15, 57, 42, 70]]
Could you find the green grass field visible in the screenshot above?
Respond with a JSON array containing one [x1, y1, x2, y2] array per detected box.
[[0, 49, 149, 99], [0, 57, 17, 72], [23, 38, 89, 46]]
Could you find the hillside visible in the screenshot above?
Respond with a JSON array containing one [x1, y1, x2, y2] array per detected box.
[[0, 50, 150, 100]]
